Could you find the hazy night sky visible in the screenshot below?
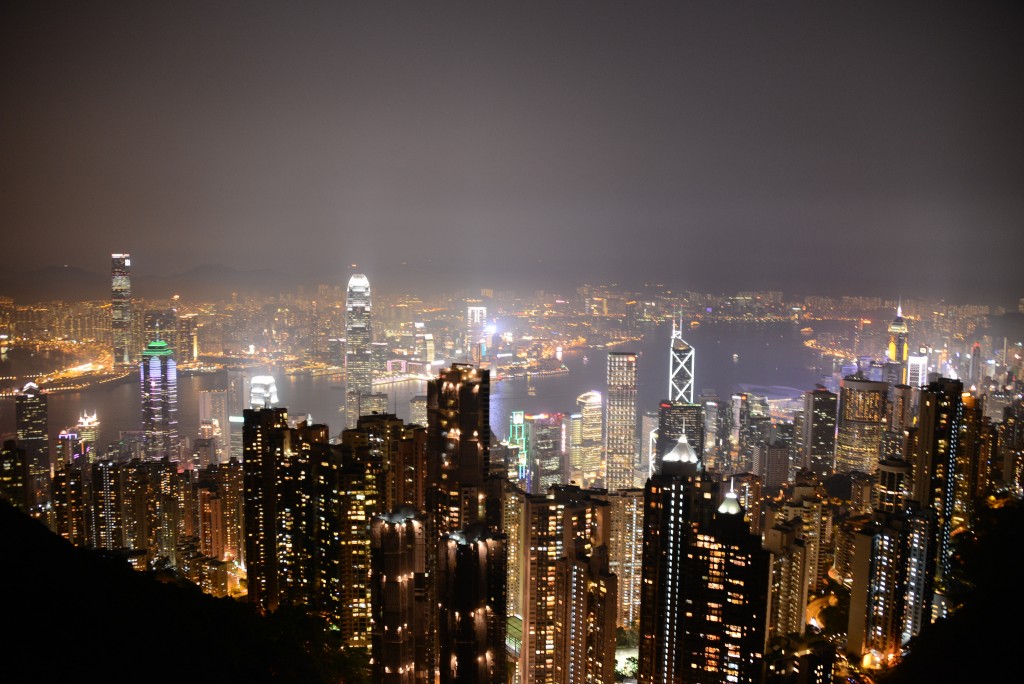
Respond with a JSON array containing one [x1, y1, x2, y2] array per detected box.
[[2, 1, 1022, 301]]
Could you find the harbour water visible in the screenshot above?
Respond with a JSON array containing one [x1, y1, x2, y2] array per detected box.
[[1, 320, 837, 450]]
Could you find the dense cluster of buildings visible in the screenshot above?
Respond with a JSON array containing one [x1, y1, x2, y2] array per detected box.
[[1, 254, 1023, 683]]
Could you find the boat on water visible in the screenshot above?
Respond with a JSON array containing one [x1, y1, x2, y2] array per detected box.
[[800, 326, 814, 335]]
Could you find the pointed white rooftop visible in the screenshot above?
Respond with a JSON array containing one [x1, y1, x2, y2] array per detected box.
[[717, 478, 743, 516], [663, 431, 699, 464]]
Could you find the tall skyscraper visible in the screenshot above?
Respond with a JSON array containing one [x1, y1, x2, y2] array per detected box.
[[669, 319, 695, 404], [111, 253, 133, 368], [426, 364, 496, 535], [834, 373, 888, 474], [525, 413, 564, 495], [15, 381, 49, 505], [438, 525, 508, 684], [847, 510, 934, 665], [572, 390, 603, 487], [907, 354, 928, 388], [370, 508, 430, 684], [638, 435, 771, 683], [426, 364, 503, 680], [800, 386, 837, 475], [515, 485, 614, 684], [886, 305, 910, 385], [140, 339, 179, 460], [593, 488, 644, 629], [345, 273, 373, 429], [653, 400, 704, 476], [243, 408, 332, 614], [910, 378, 964, 584], [605, 352, 638, 491]]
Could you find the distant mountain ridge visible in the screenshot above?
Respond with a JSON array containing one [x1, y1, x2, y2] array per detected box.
[[0, 263, 309, 303]]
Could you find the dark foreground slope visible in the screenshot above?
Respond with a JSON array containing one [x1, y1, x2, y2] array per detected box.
[[880, 498, 1024, 683], [0, 501, 349, 683]]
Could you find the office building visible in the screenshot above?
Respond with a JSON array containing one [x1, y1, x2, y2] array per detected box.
[[835, 373, 888, 474], [638, 434, 770, 683], [111, 253, 133, 368], [140, 339, 179, 460], [15, 381, 49, 505], [754, 441, 791, 492], [907, 354, 928, 389], [526, 413, 564, 495], [800, 386, 837, 475], [653, 400, 704, 476], [605, 352, 638, 491], [571, 390, 603, 487], [886, 306, 910, 385], [346, 274, 374, 429]]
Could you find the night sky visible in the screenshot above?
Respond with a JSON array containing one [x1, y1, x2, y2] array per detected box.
[[2, 2, 1022, 301]]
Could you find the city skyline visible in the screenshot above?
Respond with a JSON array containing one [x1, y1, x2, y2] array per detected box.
[[2, 2, 1023, 302]]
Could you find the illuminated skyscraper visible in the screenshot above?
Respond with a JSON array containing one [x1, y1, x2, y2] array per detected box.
[[653, 400, 704, 475], [370, 508, 430, 684], [345, 273, 373, 429], [111, 253, 133, 368], [669, 319, 694, 404], [834, 373, 888, 475], [526, 413, 564, 495], [248, 375, 278, 409], [638, 437, 770, 683], [800, 386, 837, 475], [605, 352, 638, 491], [907, 354, 928, 388], [910, 378, 963, 583], [572, 390, 603, 487], [15, 381, 49, 504], [847, 510, 934, 665], [516, 485, 613, 684], [438, 525, 508, 684], [593, 488, 644, 629], [555, 542, 617, 684], [0, 440, 30, 512], [426, 364, 495, 534], [886, 305, 909, 385], [140, 339, 179, 460], [243, 408, 331, 614]]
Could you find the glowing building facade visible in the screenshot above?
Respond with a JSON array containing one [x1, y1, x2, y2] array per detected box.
[[572, 390, 603, 487], [834, 373, 888, 475], [140, 339, 179, 460], [605, 352, 638, 491], [345, 274, 373, 429], [111, 253, 133, 368], [15, 382, 49, 504]]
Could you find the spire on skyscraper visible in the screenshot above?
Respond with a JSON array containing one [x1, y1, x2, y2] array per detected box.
[[669, 316, 694, 404]]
